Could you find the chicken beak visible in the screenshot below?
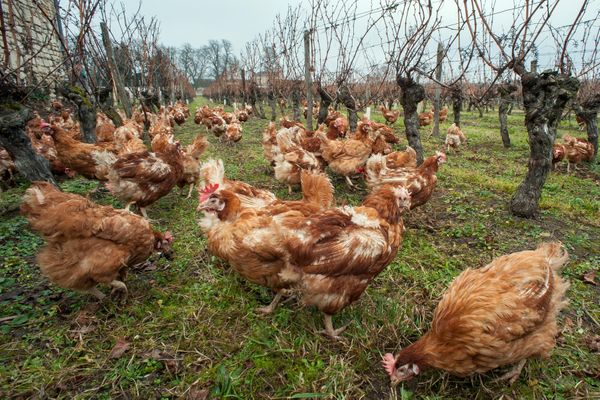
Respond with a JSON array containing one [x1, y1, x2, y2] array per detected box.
[[196, 203, 208, 212]]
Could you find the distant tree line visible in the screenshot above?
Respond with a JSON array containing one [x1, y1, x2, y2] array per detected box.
[[174, 40, 239, 88]]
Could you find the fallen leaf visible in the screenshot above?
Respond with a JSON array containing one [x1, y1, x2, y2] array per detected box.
[[73, 310, 96, 326], [583, 271, 597, 286], [109, 339, 130, 359], [564, 317, 574, 328], [141, 349, 180, 374], [186, 386, 209, 400], [68, 324, 96, 339], [586, 335, 600, 353]]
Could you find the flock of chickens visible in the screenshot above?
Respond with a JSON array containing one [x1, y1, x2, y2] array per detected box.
[[553, 134, 596, 171], [10, 99, 584, 388]]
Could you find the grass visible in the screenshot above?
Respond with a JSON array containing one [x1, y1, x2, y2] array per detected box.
[[0, 98, 598, 399]]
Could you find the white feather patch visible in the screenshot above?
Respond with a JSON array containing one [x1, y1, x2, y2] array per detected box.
[[340, 206, 380, 228]]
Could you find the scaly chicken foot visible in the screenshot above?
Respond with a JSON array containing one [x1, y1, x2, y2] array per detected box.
[[320, 314, 349, 339], [140, 207, 153, 221], [494, 359, 527, 384], [345, 176, 355, 188], [109, 280, 128, 298], [124, 202, 135, 213], [256, 291, 283, 314]]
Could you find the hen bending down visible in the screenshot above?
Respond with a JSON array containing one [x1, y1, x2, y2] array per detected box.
[[383, 242, 569, 385], [21, 182, 173, 299]]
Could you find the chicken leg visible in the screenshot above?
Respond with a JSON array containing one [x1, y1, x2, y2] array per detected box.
[[320, 314, 349, 339], [494, 359, 527, 384], [110, 280, 128, 294], [256, 291, 283, 314], [140, 207, 150, 220], [345, 176, 355, 188], [186, 183, 195, 199], [124, 202, 135, 213]]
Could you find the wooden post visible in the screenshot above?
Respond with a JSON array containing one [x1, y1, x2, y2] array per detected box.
[[530, 59, 538, 74], [432, 42, 443, 137], [100, 22, 132, 118], [304, 30, 313, 130], [241, 69, 247, 106]]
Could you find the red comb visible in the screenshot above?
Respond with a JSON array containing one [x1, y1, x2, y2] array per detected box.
[[199, 183, 219, 203]]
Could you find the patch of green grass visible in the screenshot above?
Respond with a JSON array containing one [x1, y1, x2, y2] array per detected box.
[[0, 98, 598, 399]]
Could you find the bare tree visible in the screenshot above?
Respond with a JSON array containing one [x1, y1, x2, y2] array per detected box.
[[178, 43, 208, 87], [556, 12, 600, 162], [388, 0, 444, 164], [574, 81, 600, 161], [462, 0, 595, 217]]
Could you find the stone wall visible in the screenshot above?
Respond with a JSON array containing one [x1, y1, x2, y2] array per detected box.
[[1, 0, 66, 88]]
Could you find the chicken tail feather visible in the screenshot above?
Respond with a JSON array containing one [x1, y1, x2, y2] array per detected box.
[[300, 170, 334, 209]]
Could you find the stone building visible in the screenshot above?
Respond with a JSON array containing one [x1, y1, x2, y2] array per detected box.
[[0, 0, 66, 88]]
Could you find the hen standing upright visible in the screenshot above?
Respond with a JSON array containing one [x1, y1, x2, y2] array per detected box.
[[278, 185, 411, 338], [198, 183, 411, 338], [365, 151, 446, 209], [379, 105, 400, 125], [106, 141, 184, 219], [318, 119, 378, 187]]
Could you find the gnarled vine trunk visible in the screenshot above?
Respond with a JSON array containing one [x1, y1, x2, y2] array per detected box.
[[96, 87, 123, 128], [397, 75, 425, 164], [317, 85, 334, 124], [498, 83, 517, 148], [476, 104, 484, 118], [510, 71, 579, 218], [291, 90, 301, 122], [0, 107, 57, 185], [58, 84, 97, 143], [450, 86, 463, 127], [575, 94, 600, 163], [338, 85, 358, 132], [267, 91, 277, 122]]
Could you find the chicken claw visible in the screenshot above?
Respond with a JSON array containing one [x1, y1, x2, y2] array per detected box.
[[140, 207, 156, 222], [109, 280, 128, 298], [320, 314, 349, 339], [256, 291, 283, 314], [493, 359, 527, 384]]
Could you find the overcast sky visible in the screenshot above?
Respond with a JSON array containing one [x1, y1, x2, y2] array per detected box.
[[119, 0, 598, 78], [123, 0, 304, 52]]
